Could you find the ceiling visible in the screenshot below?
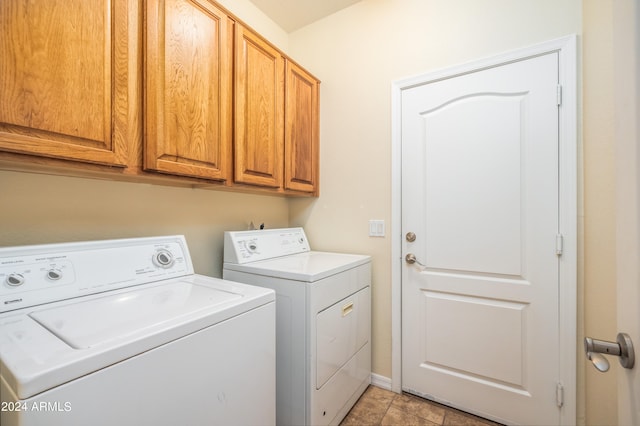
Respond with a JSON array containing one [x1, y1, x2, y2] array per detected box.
[[248, 0, 361, 32]]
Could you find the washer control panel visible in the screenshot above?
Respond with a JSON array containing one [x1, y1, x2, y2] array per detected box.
[[0, 236, 193, 313], [1, 259, 75, 289], [223, 228, 311, 264]]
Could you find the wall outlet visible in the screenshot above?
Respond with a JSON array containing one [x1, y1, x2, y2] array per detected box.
[[369, 220, 385, 237]]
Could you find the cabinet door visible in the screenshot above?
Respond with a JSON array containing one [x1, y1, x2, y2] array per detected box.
[[145, 0, 233, 181], [234, 25, 284, 189], [0, 0, 134, 166], [285, 61, 319, 194]]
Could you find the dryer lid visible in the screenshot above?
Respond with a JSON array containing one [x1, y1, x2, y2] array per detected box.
[[224, 251, 370, 282], [29, 281, 242, 349]]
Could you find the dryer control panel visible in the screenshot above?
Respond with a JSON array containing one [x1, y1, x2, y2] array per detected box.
[[224, 228, 311, 264], [0, 236, 193, 313]]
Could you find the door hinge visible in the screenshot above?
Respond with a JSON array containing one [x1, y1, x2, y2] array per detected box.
[[556, 234, 564, 256], [556, 382, 564, 408], [557, 84, 562, 106]]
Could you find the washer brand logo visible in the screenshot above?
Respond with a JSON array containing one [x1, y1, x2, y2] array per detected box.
[[4, 298, 22, 305]]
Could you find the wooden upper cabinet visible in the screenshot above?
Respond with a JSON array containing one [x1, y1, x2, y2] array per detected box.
[[0, 0, 135, 166], [285, 61, 319, 194], [144, 0, 233, 181], [234, 25, 284, 189], [0, 0, 319, 195]]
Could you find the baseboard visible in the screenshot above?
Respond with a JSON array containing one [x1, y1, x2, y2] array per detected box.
[[370, 373, 393, 391]]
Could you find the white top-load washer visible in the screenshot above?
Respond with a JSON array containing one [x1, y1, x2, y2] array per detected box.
[[0, 235, 275, 426], [223, 228, 371, 426]]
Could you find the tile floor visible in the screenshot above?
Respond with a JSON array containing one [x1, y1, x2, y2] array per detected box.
[[340, 385, 503, 426]]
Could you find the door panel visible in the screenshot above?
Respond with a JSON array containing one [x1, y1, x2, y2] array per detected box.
[[423, 292, 527, 386], [423, 94, 524, 275], [402, 53, 560, 425]]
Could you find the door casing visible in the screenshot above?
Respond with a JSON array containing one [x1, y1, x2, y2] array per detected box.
[[390, 35, 578, 425]]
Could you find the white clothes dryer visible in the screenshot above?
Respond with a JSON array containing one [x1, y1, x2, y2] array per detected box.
[[223, 228, 371, 426], [0, 236, 275, 426]]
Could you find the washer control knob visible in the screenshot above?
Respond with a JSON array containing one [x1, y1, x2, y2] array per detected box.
[[46, 269, 63, 281], [6, 273, 25, 287], [244, 241, 258, 252], [153, 249, 175, 268]]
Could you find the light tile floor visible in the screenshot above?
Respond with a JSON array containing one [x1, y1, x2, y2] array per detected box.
[[341, 385, 503, 426]]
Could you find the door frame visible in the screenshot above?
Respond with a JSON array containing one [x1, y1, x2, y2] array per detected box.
[[390, 35, 578, 424]]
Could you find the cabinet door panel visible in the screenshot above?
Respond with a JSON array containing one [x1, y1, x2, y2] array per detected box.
[[285, 61, 319, 194], [0, 0, 131, 166], [145, 0, 232, 181], [234, 25, 284, 188]]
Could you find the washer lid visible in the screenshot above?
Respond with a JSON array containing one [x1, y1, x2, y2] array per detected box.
[[29, 281, 241, 349], [224, 251, 370, 282], [0, 275, 274, 400]]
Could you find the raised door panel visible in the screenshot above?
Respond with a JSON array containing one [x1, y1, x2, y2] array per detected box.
[[145, 0, 233, 181], [234, 25, 284, 189], [0, 0, 133, 166], [285, 61, 319, 194]]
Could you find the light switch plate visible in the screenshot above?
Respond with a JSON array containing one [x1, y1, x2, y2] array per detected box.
[[369, 220, 385, 237]]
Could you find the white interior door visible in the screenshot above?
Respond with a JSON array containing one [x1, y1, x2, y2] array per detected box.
[[614, 1, 639, 423], [401, 52, 564, 425]]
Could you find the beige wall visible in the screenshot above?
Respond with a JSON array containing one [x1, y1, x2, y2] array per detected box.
[[582, 1, 619, 424], [287, 0, 580, 372], [0, 0, 291, 277], [0, 1, 622, 425], [217, 0, 288, 50], [287, 0, 616, 425], [0, 171, 289, 277]]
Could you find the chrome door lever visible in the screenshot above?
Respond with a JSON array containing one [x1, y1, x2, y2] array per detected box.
[[405, 253, 426, 267], [584, 332, 635, 372], [587, 352, 611, 372]]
